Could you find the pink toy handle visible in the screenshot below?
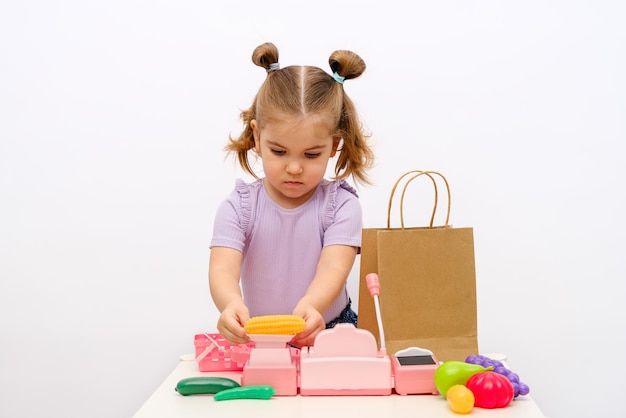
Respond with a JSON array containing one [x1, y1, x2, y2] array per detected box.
[[366, 273, 380, 297]]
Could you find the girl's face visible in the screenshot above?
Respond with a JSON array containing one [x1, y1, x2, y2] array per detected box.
[[252, 116, 338, 209]]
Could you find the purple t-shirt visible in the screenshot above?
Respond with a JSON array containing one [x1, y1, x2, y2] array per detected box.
[[210, 178, 362, 323]]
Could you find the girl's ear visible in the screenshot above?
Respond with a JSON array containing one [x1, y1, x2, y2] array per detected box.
[[251, 120, 261, 154], [330, 136, 341, 157]]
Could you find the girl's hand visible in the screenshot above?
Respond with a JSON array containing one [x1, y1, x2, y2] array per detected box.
[[291, 303, 325, 348], [217, 300, 251, 344]]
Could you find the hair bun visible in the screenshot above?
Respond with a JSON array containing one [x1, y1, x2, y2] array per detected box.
[[252, 42, 280, 72], [329, 50, 366, 80]]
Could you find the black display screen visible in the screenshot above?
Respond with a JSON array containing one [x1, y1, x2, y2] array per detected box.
[[396, 355, 437, 366]]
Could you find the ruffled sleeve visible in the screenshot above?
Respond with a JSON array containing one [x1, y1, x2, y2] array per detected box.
[[210, 179, 259, 251], [235, 178, 252, 234], [322, 179, 359, 231]]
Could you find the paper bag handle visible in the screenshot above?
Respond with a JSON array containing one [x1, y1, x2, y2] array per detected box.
[[387, 170, 451, 229]]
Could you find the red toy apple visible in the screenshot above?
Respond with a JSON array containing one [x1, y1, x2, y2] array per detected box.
[[466, 371, 514, 409]]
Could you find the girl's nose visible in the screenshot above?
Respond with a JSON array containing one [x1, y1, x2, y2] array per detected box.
[[286, 159, 303, 174]]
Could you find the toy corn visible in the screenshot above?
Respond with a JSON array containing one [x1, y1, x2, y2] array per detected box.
[[244, 315, 306, 335]]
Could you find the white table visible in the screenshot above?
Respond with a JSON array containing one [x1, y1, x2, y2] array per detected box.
[[133, 355, 547, 418]]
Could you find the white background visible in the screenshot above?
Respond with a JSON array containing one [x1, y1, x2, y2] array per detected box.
[[1, 1, 624, 418]]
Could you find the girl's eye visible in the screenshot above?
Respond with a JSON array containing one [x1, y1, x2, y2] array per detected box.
[[270, 148, 286, 155], [305, 153, 321, 159]]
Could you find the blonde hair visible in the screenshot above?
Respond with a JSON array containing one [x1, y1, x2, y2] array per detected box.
[[226, 42, 374, 185]]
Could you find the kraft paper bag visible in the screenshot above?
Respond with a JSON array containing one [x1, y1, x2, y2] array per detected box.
[[357, 170, 478, 362]]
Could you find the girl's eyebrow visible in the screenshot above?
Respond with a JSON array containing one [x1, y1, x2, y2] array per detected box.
[[266, 140, 329, 151], [265, 140, 286, 148]]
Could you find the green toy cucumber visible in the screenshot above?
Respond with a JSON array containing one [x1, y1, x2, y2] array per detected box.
[[175, 377, 240, 395], [213, 385, 276, 401]]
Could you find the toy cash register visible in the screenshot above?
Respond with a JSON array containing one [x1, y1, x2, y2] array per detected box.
[[191, 273, 441, 396]]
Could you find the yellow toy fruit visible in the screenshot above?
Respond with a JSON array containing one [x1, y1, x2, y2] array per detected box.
[[446, 385, 475, 414]]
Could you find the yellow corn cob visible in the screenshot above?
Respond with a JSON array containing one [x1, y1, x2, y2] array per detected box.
[[244, 315, 306, 335]]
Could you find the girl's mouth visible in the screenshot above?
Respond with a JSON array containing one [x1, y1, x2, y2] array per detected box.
[[284, 181, 302, 187]]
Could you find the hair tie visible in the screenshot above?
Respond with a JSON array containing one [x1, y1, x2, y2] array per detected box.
[[267, 62, 280, 73], [332, 71, 345, 84]]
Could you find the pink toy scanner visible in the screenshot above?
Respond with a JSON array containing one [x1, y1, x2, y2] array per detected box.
[[392, 346, 439, 395]]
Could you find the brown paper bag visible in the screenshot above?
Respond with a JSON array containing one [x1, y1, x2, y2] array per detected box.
[[357, 170, 478, 361]]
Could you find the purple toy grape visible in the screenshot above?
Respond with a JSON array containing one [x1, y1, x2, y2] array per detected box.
[[494, 366, 508, 375], [518, 382, 530, 396], [464, 354, 530, 398], [465, 355, 480, 365], [508, 372, 520, 383]]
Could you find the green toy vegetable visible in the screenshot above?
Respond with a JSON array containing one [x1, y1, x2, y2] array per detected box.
[[213, 385, 276, 401], [175, 377, 240, 396]]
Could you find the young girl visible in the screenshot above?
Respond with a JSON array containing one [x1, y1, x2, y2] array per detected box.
[[209, 42, 374, 348]]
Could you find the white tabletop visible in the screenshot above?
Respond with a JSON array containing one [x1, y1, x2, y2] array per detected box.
[[133, 356, 546, 418]]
